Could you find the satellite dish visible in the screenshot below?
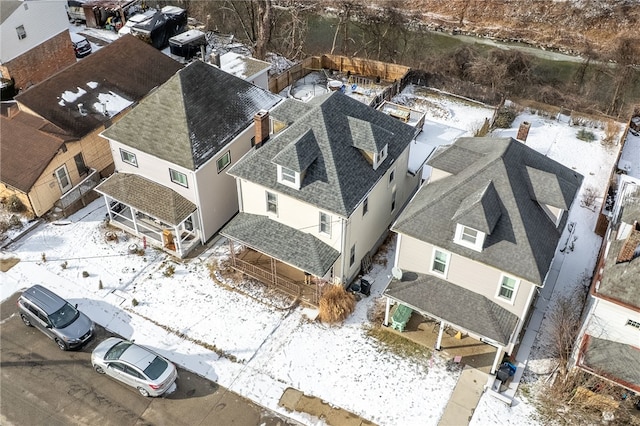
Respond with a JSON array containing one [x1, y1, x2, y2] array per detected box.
[[392, 267, 403, 280]]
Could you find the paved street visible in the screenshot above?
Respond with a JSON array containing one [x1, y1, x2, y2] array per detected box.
[[0, 293, 297, 426]]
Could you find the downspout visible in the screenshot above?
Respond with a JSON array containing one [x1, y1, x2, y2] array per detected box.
[[340, 216, 348, 284], [192, 170, 206, 245]]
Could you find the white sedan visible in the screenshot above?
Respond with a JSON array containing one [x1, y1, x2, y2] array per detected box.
[[91, 337, 177, 397]]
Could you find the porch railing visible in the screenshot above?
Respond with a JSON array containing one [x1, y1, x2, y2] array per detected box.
[[58, 168, 100, 209], [233, 257, 302, 299]]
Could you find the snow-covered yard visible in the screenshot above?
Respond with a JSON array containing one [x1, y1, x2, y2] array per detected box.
[[1, 87, 626, 425]]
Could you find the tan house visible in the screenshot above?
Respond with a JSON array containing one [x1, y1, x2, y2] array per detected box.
[[383, 137, 583, 374], [221, 91, 423, 306], [5, 35, 182, 217]]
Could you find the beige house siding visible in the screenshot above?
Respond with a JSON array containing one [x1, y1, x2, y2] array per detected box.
[[396, 234, 535, 318]]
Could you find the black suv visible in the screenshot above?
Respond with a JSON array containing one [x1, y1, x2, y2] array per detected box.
[[17, 285, 94, 350]]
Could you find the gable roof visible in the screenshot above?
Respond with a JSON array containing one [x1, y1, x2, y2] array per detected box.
[[393, 137, 583, 285], [14, 35, 183, 139], [0, 112, 74, 192], [597, 182, 640, 307], [101, 60, 282, 171], [228, 91, 415, 217]]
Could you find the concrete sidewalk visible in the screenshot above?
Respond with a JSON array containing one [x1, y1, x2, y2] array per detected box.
[[279, 387, 377, 426], [438, 366, 487, 426]]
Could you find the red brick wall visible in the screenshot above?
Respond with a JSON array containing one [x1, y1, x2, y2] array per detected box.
[[4, 31, 76, 92]]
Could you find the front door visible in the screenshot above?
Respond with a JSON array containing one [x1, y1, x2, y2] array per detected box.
[[55, 165, 72, 193]]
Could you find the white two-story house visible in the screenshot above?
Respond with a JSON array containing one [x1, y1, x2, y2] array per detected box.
[[383, 137, 583, 374], [220, 91, 422, 306], [96, 60, 282, 258], [574, 174, 640, 394]]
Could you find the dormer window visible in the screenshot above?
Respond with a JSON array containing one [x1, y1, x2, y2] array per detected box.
[[373, 144, 388, 169], [454, 224, 485, 251], [277, 165, 300, 189]]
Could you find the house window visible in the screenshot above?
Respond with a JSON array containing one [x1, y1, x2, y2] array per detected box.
[[349, 244, 356, 267], [461, 226, 478, 244], [498, 275, 518, 301], [391, 189, 397, 212], [389, 168, 395, 184], [431, 248, 450, 276], [16, 25, 26, 40], [626, 319, 640, 329], [281, 167, 296, 183], [217, 151, 231, 173], [120, 149, 137, 167], [266, 191, 277, 214], [363, 197, 369, 216], [169, 169, 188, 187], [319, 212, 331, 235], [454, 224, 485, 251]]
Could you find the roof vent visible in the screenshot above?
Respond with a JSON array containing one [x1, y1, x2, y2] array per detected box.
[[77, 103, 87, 116]]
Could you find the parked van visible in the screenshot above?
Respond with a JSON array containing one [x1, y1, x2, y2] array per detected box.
[[17, 285, 94, 350], [70, 33, 92, 58]]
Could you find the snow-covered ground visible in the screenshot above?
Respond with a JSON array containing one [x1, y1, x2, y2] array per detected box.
[[1, 87, 626, 425]]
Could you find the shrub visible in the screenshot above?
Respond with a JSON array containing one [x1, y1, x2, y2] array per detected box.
[[98, 280, 103, 290], [82, 271, 89, 278], [41, 253, 47, 262], [0, 220, 9, 234], [5, 194, 26, 213], [60, 261, 68, 270], [8, 215, 22, 229], [318, 284, 356, 324], [602, 120, 619, 146], [493, 106, 517, 128], [131, 298, 139, 307], [576, 128, 596, 142], [163, 264, 175, 277]]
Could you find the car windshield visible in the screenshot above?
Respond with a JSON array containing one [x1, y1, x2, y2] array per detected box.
[[144, 356, 168, 380], [105, 341, 132, 360], [48, 303, 79, 328]]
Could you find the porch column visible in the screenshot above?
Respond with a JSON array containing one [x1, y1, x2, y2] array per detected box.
[[383, 298, 391, 326], [103, 198, 113, 221], [131, 208, 139, 233], [173, 225, 182, 256], [491, 347, 505, 375], [228, 240, 236, 267], [270, 257, 277, 285], [435, 321, 445, 351]]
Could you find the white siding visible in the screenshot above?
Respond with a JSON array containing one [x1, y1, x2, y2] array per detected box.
[[1, 1, 69, 63], [584, 297, 640, 347]]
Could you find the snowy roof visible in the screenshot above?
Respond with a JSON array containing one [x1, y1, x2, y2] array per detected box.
[[393, 137, 584, 285], [101, 60, 281, 171], [219, 51, 271, 81], [15, 35, 183, 139]]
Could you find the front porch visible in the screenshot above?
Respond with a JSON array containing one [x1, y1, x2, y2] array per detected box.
[[386, 310, 498, 374], [228, 243, 331, 307]]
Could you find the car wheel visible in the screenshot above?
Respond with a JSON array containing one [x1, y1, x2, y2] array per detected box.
[[20, 314, 32, 327], [137, 387, 150, 397], [94, 365, 105, 374], [55, 338, 67, 351]]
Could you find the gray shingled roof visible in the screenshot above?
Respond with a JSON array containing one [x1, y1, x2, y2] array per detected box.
[[597, 186, 640, 307], [271, 129, 320, 173], [220, 213, 340, 277], [384, 271, 518, 346], [393, 137, 583, 285], [102, 60, 282, 171], [0, 1, 21, 24], [452, 181, 502, 234], [95, 173, 196, 226], [581, 336, 640, 392], [228, 92, 415, 217]]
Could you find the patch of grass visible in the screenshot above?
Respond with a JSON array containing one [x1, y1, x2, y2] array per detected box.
[[576, 128, 596, 142], [364, 324, 431, 363]]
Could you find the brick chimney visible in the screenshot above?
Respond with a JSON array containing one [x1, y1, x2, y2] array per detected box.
[[254, 110, 269, 147], [517, 121, 531, 142]]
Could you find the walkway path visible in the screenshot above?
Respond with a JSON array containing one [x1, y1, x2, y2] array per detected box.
[[438, 366, 487, 426]]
